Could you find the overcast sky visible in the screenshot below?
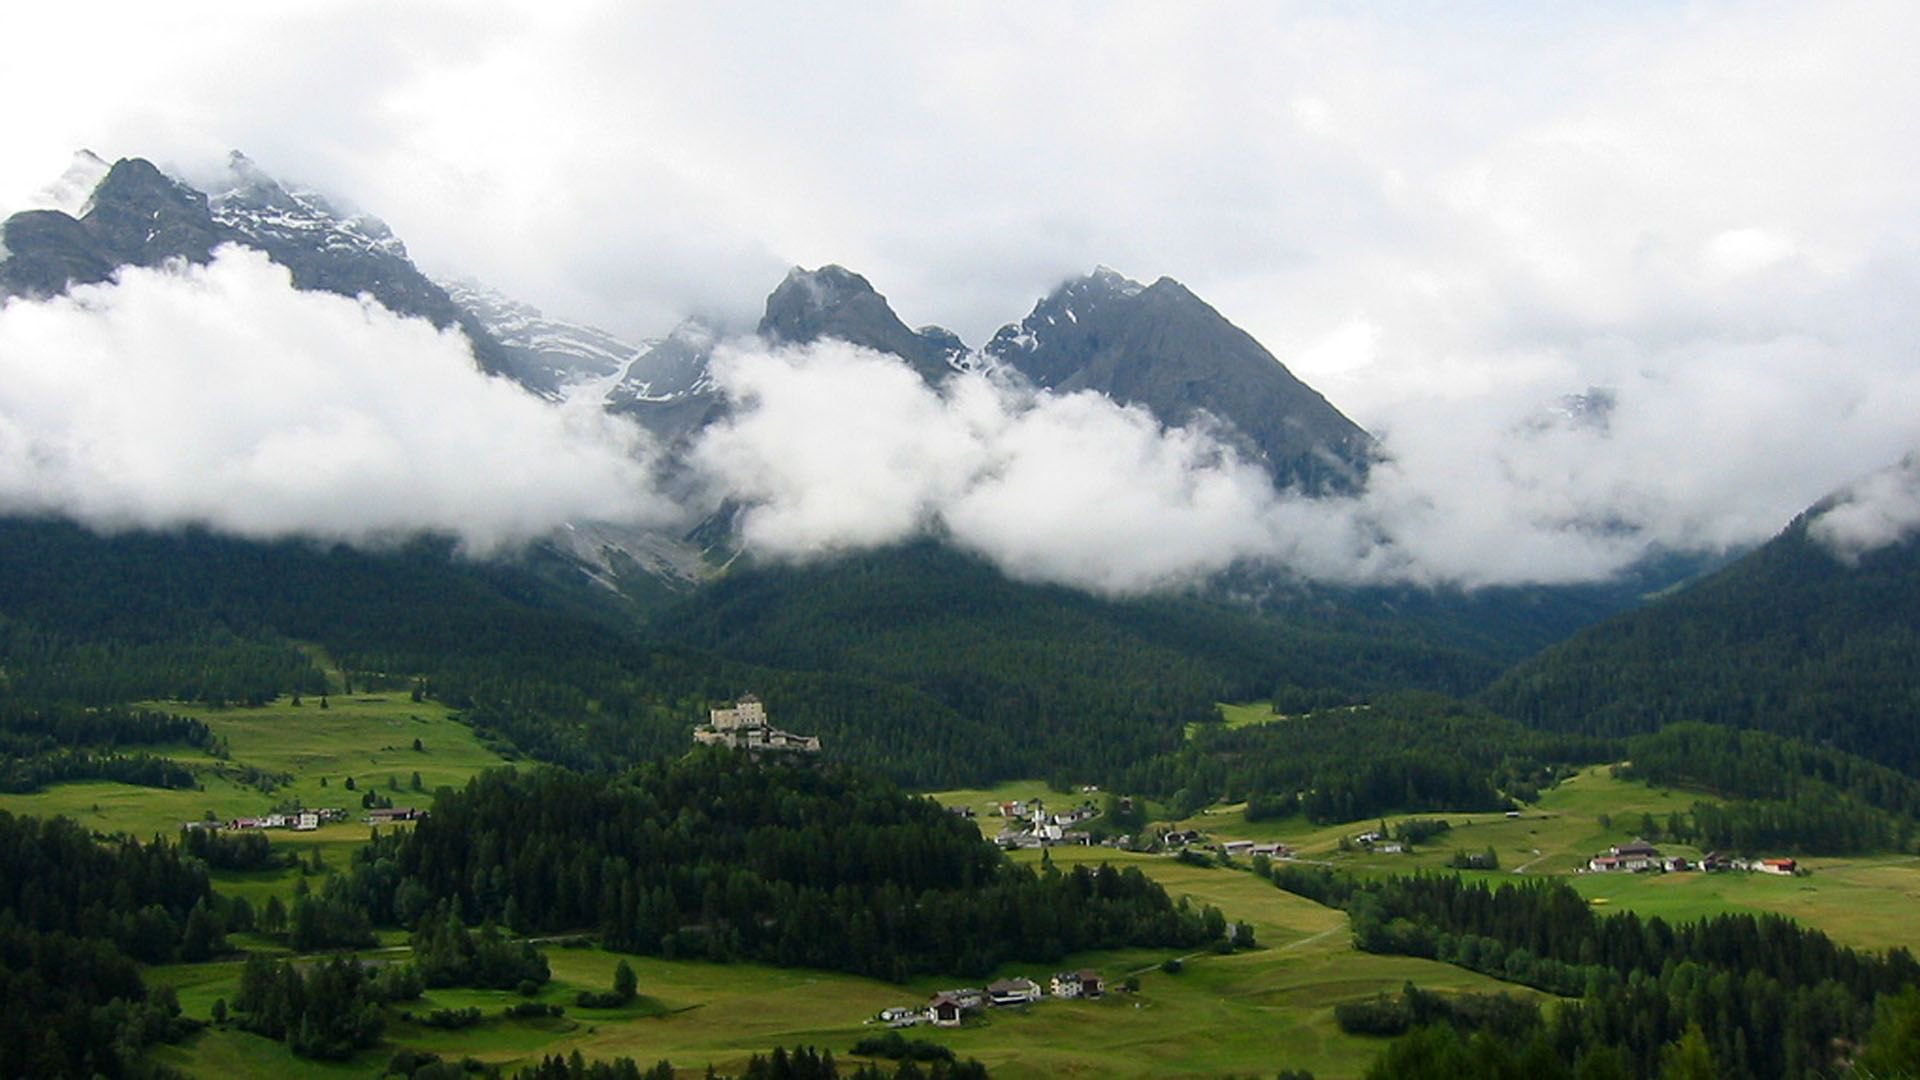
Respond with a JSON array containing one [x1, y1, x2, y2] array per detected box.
[[3, 1, 1918, 587]]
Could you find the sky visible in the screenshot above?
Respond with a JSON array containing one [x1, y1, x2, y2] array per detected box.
[[2, 1, 1918, 589]]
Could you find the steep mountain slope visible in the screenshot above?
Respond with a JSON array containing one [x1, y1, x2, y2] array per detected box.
[[985, 267, 1375, 493], [1483, 484, 1920, 773]]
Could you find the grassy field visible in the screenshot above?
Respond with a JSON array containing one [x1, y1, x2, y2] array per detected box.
[[0, 694, 513, 840], [1183, 700, 1284, 740], [150, 851, 1545, 1080]]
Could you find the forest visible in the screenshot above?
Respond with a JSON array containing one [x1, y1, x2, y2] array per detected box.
[[1112, 693, 1612, 821], [1484, 517, 1920, 773], [342, 753, 1225, 980]]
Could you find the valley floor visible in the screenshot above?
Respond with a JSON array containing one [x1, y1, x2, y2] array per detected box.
[[8, 698, 1918, 1077]]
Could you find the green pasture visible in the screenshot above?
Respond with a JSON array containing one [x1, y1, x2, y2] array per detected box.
[[0, 694, 513, 839], [1184, 700, 1284, 740]]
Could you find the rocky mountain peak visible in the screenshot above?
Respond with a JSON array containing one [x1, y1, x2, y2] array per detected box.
[[985, 267, 1373, 494], [81, 157, 224, 267], [758, 264, 964, 384]]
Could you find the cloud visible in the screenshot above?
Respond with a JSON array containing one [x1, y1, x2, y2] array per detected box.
[[0, 246, 672, 553], [5, 3, 1920, 587], [690, 341, 1285, 593], [1808, 457, 1920, 562]]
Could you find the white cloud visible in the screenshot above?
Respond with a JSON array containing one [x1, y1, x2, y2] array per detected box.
[[1808, 457, 1920, 562], [0, 247, 672, 553], [5, 2, 1920, 587]]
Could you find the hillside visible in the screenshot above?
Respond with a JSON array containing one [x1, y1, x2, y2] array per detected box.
[[1483, 511, 1920, 773]]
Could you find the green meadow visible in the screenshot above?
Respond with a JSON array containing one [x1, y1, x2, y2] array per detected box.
[[10, 696, 1920, 1076], [0, 694, 513, 840]]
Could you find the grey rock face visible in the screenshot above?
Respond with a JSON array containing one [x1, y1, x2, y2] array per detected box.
[[758, 265, 965, 385], [985, 268, 1373, 493], [0, 158, 223, 296]]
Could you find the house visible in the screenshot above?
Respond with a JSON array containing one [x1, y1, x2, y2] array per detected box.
[[1249, 842, 1290, 858], [1759, 858, 1798, 876], [1609, 840, 1661, 870], [1587, 855, 1623, 872], [1376, 841, 1405, 854], [1355, 831, 1384, 845], [926, 993, 964, 1027], [1219, 840, 1255, 857], [879, 1006, 920, 1027], [1700, 851, 1734, 872], [1051, 970, 1103, 999], [367, 807, 424, 825], [1663, 856, 1691, 872], [945, 805, 976, 818], [1163, 829, 1203, 847], [987, 977, 1042, 1006], [947, 988, 984, 1010], [292, 811, 320, 831], [693, 694, 822, 754]]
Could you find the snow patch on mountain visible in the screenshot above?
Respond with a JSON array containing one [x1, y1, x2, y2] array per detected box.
[[439, 276, 644, 393], [209, 152, 408, 262]]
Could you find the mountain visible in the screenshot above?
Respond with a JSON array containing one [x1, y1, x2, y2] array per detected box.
[[984, 267, 1374, 493], [603, 319, 729, 449], [757, 264, 969, 384], [437, 278, 644, 397], [0, 152, 543, 389], [1483, 466, 1920, 774]]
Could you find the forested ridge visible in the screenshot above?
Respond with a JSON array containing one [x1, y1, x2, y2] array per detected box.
[[0, 516, 1627, 788], [1484, 515, 1920, 773]]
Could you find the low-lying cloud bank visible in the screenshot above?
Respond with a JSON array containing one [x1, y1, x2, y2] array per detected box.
[[1808, 457, 1920, 563], [2, 253, 1914, 594], [691, 336, 1920, 594], [0, 247, 674, 554]]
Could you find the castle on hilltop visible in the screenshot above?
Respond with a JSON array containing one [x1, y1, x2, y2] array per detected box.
[[693, 694, 821, 755]]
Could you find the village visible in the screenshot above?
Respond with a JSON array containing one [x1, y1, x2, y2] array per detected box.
[[182, 805, 428, 833], [875, 969, 1113, 1031], [1583, 838, 1800, 876]]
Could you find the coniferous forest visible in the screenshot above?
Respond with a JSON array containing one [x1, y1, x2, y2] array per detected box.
[[343, 753, 1223, 979]]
